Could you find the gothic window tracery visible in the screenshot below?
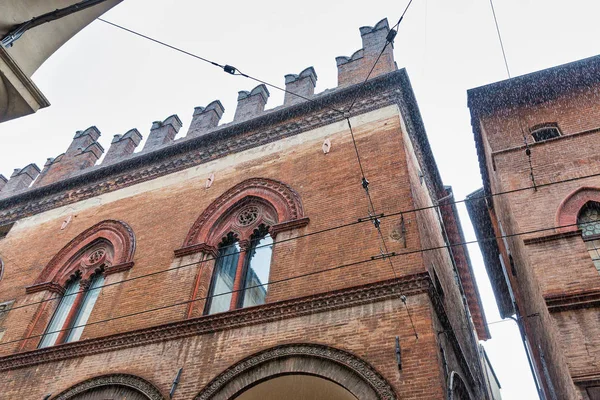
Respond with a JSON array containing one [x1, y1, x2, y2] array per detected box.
[[205, 201, 275, 315], [577, 201, 600, 273], [26, 220, 136, 349], [179, 178, 308, 317], [39, 244, 109, 348]]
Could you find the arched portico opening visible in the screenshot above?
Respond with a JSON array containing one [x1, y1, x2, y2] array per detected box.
[[236, 374, 358, 400], [195, 343, 397, 400], [52, 374, 165, 400]]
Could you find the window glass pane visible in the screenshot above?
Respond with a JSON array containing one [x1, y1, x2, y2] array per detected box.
[[578, 203, 600, 237], [39, 279, 80, 348], [207, 242, 240, 315], [242, 234, 273, 308], [531, 127, 560, 142], [66, 274, 105, 343]]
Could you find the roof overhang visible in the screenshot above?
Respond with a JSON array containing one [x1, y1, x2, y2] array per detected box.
[[465, 188, 514, 318], [467, 54, 600, 198], [0, 0, 122, 122]]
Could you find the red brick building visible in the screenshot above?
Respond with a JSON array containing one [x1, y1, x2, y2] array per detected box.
[[0, 19, 496, 399], [467, 55, 600, 400]]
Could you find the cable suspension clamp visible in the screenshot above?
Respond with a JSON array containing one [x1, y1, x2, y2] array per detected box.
[[223, 65, 237, 75], [386, 29, 398, 44], [373, 218, 381, 229], [361, 177, 370, 191], [371, 252, 396, 261], [358, 213, 384, 223]]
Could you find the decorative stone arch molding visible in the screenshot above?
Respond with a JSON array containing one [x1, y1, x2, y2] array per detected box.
[[26, 220, 136, 294], [194, 343, 397, 400], [556, 187, 600, 233], [52, 373, 165, 400], [175, 178, 309, 256], [448, 371, 473, 400]]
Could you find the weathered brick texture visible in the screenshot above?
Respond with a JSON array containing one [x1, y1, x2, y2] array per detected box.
[[0, 19, 489, 400], [471, 63, 600, 399]]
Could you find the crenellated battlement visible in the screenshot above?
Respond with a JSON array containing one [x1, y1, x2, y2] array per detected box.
[[0, 18, 397, 201], [336, 18, 396, 87], [0, 164, 40, 198], [188, 100, 225, 138], [142, 115, 183, 152], [284, 67, 317, 106], [234, 84, 270, 122], [103, 128, 143, 164]]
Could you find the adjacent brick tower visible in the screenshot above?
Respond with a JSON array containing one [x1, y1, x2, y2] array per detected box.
[[467, 55, 600, 400], [0, 19, 498, 399]]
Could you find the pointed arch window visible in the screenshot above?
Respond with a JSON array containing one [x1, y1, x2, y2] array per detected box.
[[577, 201, 600, 273], [177, 178, 309, 317], [205, 222, 274, 315], [25, 220, 136, 349], [39, 271, 105, 348]]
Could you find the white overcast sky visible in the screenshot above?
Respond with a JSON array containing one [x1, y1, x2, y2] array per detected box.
[[2, 0, 600, 398]]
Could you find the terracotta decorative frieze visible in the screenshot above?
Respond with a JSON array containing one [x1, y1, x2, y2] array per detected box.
[[0, 72, 404, 226], [545, 289, 600, 312], [195, 343, 396, 400], [26, 220, 136, 292], [573, 373, 600, 384], [183, 177, 307, 248], [0, 273, 429, 372], [52, 373, 165, 400]]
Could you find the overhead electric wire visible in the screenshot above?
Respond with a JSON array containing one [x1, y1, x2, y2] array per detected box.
[[4, 5, 593, 348], [346, 0, 415, 113], [6, 161, 600, 316], [1, 216, 590, 348], [100, 2, 422, 338], [489, 0, 511, 78], [340, 0, 419, 337], [488, 0, 537, 191]]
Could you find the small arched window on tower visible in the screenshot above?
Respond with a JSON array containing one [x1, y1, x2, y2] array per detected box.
[[530, 123, 561, 142], [577, 201, 600, 273]]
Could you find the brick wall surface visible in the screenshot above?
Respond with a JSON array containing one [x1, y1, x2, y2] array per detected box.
[[2, 297, 446, 400], [0, 103, 486, 398], [478, 80, 600, 399]]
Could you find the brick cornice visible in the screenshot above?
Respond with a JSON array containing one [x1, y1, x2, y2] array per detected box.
[[25, 281, 65, 295], [104, 261, 135, 276], [0, 71, 406, 225], [572, 372, 600, 385], [174, 243, 219, 258], [523, 229, 582, 245], [0, 273, 430, 372], [270, 217, 310, 237], [545, 289, 600, 312]]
